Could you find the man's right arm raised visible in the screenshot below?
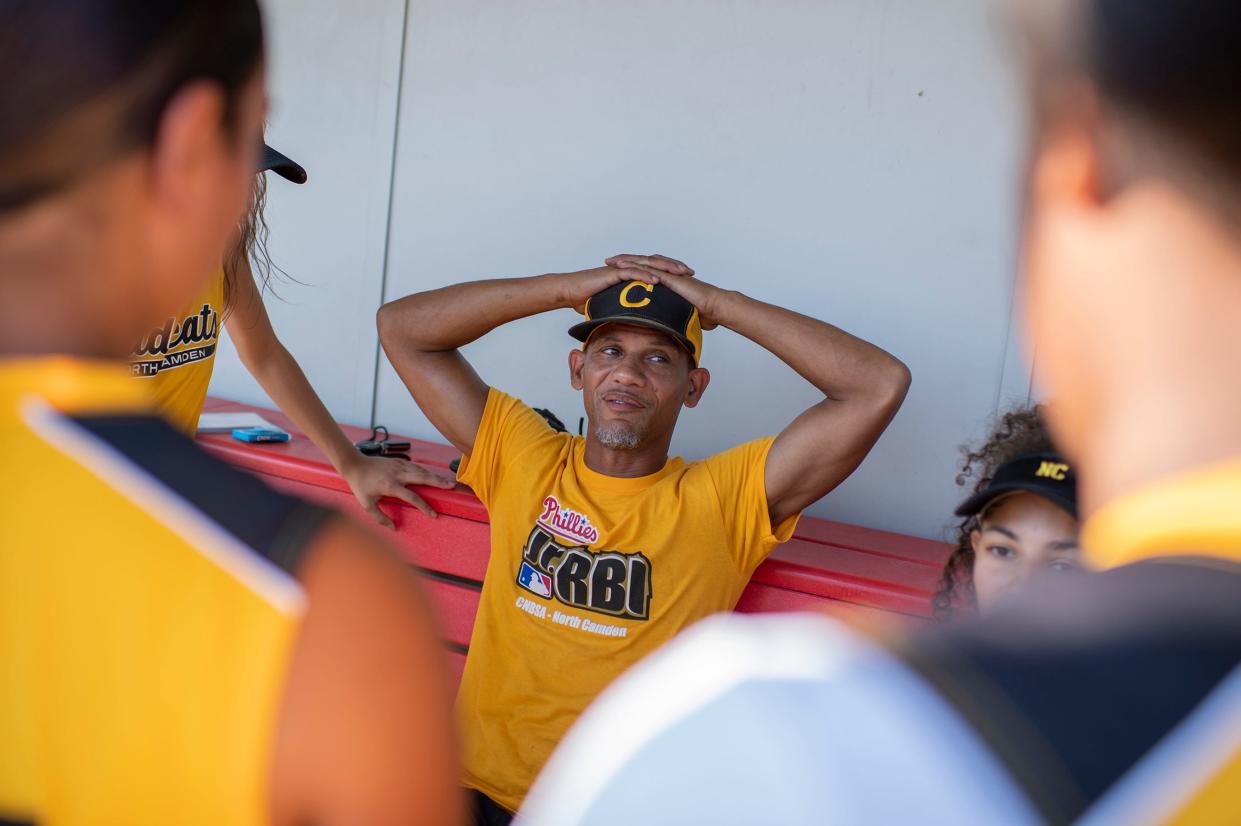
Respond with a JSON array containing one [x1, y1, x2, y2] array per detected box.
[[376, 265, 662, 455]]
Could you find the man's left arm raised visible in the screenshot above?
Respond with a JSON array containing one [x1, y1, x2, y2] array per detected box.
[[607, 254, 911, 526]]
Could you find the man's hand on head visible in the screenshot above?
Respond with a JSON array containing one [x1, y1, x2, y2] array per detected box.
[[607, 252, 910, 525], [607, 253, 723, 330], [605, 253, 695, 277], [560, 266, 660, 315]]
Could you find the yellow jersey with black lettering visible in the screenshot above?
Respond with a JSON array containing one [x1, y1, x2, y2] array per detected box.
[[130, 267, 223, 434], [0, 356, 330, 826], [456, 388, 800, 812]]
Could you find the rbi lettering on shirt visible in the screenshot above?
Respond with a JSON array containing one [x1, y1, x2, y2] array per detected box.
[[455, 388, 800, 812]]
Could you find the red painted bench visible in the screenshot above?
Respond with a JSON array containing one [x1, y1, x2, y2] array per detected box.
[[199, 397, 950, 688]]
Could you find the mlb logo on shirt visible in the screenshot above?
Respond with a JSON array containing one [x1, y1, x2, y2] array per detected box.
[[517, 561, 553, 599]]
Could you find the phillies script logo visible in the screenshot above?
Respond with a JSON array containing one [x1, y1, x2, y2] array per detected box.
[[515, 496, 652, 620], [538, 495, 600, 544], [130, 303, 219, 377]]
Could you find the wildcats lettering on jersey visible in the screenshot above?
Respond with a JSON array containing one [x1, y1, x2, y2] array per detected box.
[[130, 303, 219, 377], [517, 523, 652, 621], [130, 344, 216, 377]]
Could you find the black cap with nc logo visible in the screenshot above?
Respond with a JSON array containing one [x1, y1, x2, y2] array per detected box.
[[954, 452, 1078, 520]]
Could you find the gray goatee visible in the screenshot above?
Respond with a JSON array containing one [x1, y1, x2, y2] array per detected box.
[[594, 425, 642, 450]]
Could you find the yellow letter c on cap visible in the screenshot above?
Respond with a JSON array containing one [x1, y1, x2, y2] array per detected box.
[[619, 282, 654, 308]]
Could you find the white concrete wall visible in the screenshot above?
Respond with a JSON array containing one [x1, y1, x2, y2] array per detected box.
[[209, 0, 408, 426], [214, 0, 1031, 541]]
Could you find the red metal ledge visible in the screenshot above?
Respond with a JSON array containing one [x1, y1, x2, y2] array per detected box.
[[199, 396, 949, 621]]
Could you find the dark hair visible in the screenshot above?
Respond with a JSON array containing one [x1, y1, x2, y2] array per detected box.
[[1020, 0, 1241, 213], [0, 0, 264, 214], [224, 170, 273, 309], [221, 167, 303, 314], [932, 407, 1056, 622]]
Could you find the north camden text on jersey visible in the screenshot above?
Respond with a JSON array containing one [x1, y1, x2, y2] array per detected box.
[[130, 303, 218, 377], [516, 496, 652, 620]]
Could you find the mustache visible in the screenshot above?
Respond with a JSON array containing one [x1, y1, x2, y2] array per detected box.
[[601, 390, 649, 407]]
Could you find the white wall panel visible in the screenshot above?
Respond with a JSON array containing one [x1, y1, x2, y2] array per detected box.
[[208, 0, 408, 427]]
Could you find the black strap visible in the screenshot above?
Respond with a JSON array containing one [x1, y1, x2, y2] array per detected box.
[[71, 414, 333, 575], [902, 559, 1241, 823]]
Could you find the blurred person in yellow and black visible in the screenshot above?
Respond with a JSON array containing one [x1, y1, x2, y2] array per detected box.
[[518, 3, 1241, 825], [0, 2, 460, 825]]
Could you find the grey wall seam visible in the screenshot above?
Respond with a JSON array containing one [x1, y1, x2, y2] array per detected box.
[[368, 0, 413, 428], [993, 245, 1034, 413], [1025, 341, 1039, 403]]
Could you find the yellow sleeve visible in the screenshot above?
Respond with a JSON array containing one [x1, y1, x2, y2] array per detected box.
[[700, 437, 802, 574], [456, 388, 567, 507]]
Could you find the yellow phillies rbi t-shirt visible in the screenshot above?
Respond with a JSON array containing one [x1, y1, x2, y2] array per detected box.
[[456, 388, 801, 812], [129, 267, 223, 433]]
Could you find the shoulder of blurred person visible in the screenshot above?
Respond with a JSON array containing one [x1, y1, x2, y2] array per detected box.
[[268, 512, 462, 825], [518, 560, 1241, 826], [517, 612, 1044, 826], [902, 557, 1241, 822], [1, 382, 461, 825]]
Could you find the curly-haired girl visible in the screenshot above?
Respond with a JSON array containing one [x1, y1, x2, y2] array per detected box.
[[932, 407, 1084, 620]]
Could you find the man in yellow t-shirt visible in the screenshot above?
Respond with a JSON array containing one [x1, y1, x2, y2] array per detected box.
[[379, 253, 911, 819]]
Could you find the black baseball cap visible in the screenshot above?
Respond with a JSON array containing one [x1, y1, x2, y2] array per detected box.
[[954, 452, 1078, 520], [260, 143, 307, 184], [568, 281, 704, 365]]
